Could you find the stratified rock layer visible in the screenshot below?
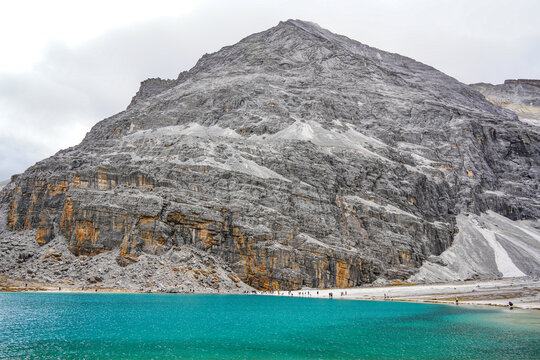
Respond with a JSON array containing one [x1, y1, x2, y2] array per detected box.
[[2, 20, 539, 290], [471, 80, 540, 121]]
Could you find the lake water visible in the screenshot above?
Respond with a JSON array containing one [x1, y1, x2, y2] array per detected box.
[[0, 293, 538, 359]]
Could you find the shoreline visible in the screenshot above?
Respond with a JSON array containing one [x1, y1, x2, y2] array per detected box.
[[0, 276, 236, 295], [263, 278, 540, 311], [1, 276, 538, 311]]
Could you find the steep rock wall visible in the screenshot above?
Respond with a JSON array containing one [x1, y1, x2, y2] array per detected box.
[[2, 20, 539, 290]]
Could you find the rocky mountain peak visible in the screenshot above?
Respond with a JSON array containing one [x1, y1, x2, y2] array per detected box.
[[1, 21, 539, 291], [105, 20, 510, 147], [128, 78, 177, 108]]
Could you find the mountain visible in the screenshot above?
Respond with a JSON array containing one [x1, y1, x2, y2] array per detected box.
[[1, 20, 539, 291], [471, 79, 540, 126]]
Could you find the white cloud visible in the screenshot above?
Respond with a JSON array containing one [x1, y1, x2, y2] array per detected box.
[[0, 0, 202, 71]]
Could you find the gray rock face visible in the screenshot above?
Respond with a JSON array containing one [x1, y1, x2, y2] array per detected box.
[[1, 20, 539, 290], [0, 203, 251, 292], [471, 80, 540, 121]]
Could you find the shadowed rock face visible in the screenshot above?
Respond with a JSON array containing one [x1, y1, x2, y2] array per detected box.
[[2, 20, 539, 290]]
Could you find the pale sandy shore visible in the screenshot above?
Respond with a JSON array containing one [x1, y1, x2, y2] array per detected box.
[[265, 278, 540, 310], [2, 276, 539, 310]]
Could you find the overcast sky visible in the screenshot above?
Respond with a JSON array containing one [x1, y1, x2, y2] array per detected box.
[[1, 0, 539, 180]]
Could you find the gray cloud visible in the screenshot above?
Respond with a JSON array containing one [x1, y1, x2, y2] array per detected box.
[[1, 0, 539, 180]]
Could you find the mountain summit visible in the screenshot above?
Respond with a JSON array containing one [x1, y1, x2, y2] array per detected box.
[[1, 20, 539, 291]]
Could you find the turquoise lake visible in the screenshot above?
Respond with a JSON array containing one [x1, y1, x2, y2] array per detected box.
[[0, 293, 538, 359]]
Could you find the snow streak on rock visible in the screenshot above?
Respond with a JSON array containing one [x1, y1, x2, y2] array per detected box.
[[412, 211, 540, 282]]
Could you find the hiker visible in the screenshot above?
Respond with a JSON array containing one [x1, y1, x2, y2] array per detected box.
[[508, 301, 513, 310], [455, 297, 459, 305]]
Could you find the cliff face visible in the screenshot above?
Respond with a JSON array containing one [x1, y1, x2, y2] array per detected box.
[[2, 20, 539, 290], [471, 80, 540, 122]]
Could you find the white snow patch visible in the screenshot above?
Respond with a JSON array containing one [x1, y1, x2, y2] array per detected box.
[[520, 118, 540, 127], [177, 123, 241, 138], [343, 195, 419, 219], [173, 155, 290, 182], [515, 224, 540, 244], [260, 120, 387, 158], [124, 123, 241, 141], [298, 233, 330, 249], [412, 211, 539, 283], [484, 190, 506, 197], [473, 222, 526, 278], [410, 153, 434, 166]]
